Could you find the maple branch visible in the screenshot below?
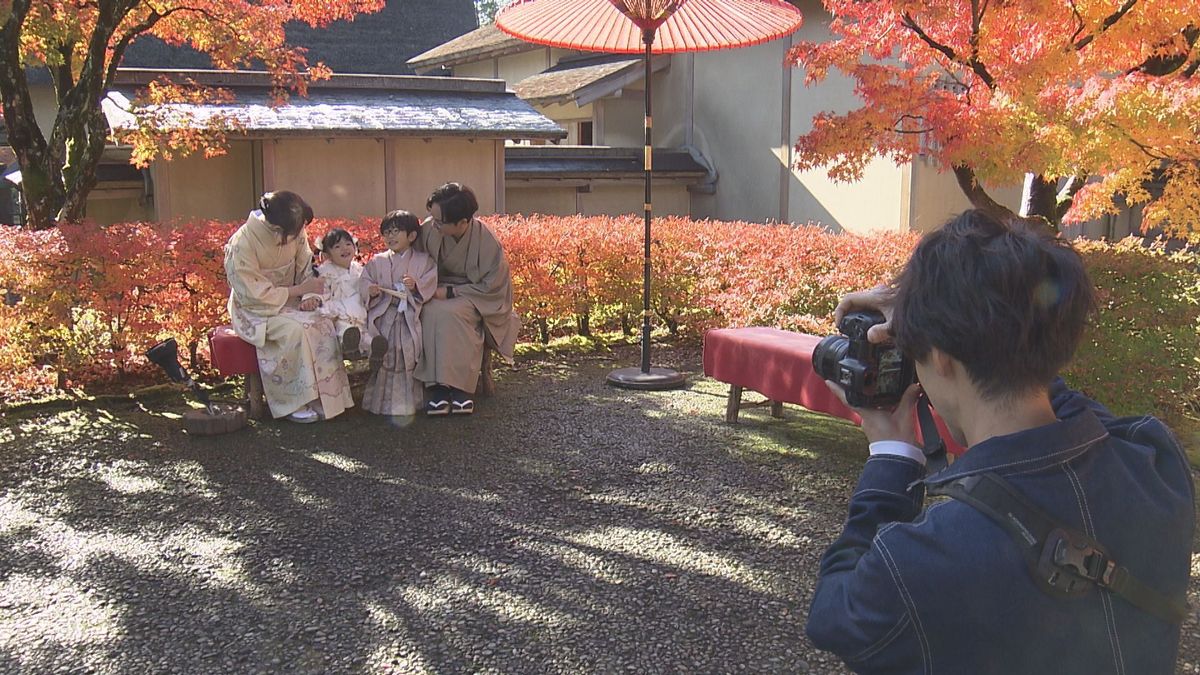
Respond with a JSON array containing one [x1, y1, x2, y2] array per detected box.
[[952, 165, 1018, 222], [1107, 124, 1171, 161], [1128, 25, 1199, 77], [969, 0, 984, 66], [893, 114, 932, 134], [1068, 0, 1086, 44], [901, 12, 996, 88], [1073, 0, 1138, 51]]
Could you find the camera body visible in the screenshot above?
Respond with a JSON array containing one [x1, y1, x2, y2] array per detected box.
[[812, 310, 915, 408]]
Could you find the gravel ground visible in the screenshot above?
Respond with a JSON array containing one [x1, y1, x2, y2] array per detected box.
[[1, 344, 1198, 674]]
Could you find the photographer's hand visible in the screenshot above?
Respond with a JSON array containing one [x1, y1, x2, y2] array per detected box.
[[826, 380, 922, 446], [835, 285, 896, 344]]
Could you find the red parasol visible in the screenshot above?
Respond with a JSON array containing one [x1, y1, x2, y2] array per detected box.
[[498, 0, 803, 390], [497, 0, 803, 54]]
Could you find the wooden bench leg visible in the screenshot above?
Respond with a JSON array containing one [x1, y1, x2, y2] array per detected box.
[[725, 385, 743, 424], [771, 400, 784, 418], [245, 372, 266, 419], [476, 348, 495, 398]]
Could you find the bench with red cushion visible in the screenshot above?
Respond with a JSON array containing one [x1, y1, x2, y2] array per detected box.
[[208, 326, 266, 418], [703, 327, 856, 424], [703, 326, 964, 455]]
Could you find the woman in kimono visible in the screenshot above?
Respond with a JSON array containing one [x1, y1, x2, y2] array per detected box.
[[224, 191, 354, 423], [360, 211, 438, 417]]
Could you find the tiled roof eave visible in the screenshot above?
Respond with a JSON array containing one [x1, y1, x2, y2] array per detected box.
[[225, 128, 565, 140]]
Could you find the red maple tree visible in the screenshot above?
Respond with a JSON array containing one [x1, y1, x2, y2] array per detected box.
[[788, 0, 1200, 236], [0, 0, 383, 230]]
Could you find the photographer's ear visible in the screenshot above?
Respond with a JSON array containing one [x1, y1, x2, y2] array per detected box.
[[929, 347, 957, 379]]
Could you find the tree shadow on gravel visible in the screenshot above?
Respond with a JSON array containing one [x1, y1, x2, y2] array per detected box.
[[0, 345, 879, 674]]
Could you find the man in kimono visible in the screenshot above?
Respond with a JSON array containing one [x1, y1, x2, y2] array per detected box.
[[413, 183, 519, 416]]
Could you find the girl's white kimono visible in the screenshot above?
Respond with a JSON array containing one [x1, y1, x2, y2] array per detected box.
[[224, 210, 353, 419], [360, 248, 438, 416], [314, 260, 368, 351]]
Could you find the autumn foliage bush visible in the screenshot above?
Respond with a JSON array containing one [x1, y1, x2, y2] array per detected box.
[[0, 215, 1196, 425]]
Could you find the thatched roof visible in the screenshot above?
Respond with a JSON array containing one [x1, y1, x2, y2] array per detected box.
[[121, 0, 478, 76]]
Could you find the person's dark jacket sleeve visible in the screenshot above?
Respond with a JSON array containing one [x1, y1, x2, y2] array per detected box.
[[806, 455, 928, 670]]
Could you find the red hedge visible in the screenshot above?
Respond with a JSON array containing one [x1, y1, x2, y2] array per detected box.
[[0, 216, 1195, 425]]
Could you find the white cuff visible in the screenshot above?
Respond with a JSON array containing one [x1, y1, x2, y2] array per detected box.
[[869, 440, 926, 466]]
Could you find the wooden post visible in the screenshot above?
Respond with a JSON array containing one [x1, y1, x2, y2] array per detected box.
[[725, 385, 743, 424], [476, 348, 495, 398], [771, 400, 784, 418], [246, 372, 266, 419]]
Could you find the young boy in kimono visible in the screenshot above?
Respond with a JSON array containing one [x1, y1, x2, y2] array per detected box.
[[309, 228, 376, 362], [360, 211, 438, 417]]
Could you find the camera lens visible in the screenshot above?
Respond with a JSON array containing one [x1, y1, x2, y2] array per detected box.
[[812, 335, 849, 382]]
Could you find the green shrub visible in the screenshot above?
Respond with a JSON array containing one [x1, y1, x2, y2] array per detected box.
[[1068, 238, 1200, 422]]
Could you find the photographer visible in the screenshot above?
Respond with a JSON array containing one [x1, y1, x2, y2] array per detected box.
[[806, 210, 1193, 673]]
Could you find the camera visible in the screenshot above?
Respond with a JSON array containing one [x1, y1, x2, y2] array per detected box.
[[812, 310, 914, 408]]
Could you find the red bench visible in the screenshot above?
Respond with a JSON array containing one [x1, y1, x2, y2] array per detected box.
[[206, 324, 496, 418], [703, 326, 965, 455], [703, 327, 857, 424], [208, 326, 266, 419]]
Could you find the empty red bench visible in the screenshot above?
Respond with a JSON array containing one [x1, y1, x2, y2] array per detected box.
[[704, 327, 856, 424], [703, 327, 964, 455], [208, 326, 266, 419]]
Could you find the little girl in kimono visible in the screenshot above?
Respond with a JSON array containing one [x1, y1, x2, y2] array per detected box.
[[310, 228, 374, 361], [360, 211, 438, 417]]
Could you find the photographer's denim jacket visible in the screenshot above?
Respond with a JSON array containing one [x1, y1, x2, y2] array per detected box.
[[806, 380, 1194, 674]]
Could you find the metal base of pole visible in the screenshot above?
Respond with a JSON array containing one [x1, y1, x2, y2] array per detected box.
[[606, 366, 686, 390]]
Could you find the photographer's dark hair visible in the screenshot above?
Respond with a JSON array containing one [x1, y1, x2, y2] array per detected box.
[[426, 182, 478, 224], [380, 210, 421, 235], [892, 210, 1096, 400], [319, 228, 355, 255], [260, 190, 313, 244]]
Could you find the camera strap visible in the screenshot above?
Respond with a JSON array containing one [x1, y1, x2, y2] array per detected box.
[[916, 395, 948, 473], [928, 472, 1188, 623]]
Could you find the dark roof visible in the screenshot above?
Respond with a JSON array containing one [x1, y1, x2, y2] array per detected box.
[[505, 146, 708, 180], [407, 23, 534, 73], [514, 54, 667, 106], [121, 0, 478, 76], [104, 71, 565, 140]]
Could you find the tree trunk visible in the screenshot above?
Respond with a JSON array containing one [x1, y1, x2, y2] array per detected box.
[[0, 9, 66, 230], [1020, 173, 1058, 225], [537, 317, 550, 344], [576, 312, 591, 338]]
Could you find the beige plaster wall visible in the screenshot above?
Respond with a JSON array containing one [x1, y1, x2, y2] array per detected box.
[[157, 141, 256, 222], [782, 1, 908, 233], [599, 93, 649, 148], [388, 138, 499, 216], [507, 182, 690, 217], [454, 60, 497, 79], [271, 138, 386, 220], [496, 49, 553, 86], [85, 195, 153, 224], [907, 157, 1022, 233], [689, 40, 786, 224], [505, 185, 578, 216]]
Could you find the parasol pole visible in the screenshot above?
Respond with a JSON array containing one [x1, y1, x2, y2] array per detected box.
[[605, 23, 685, 390], [640, 27, 653, 374]]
